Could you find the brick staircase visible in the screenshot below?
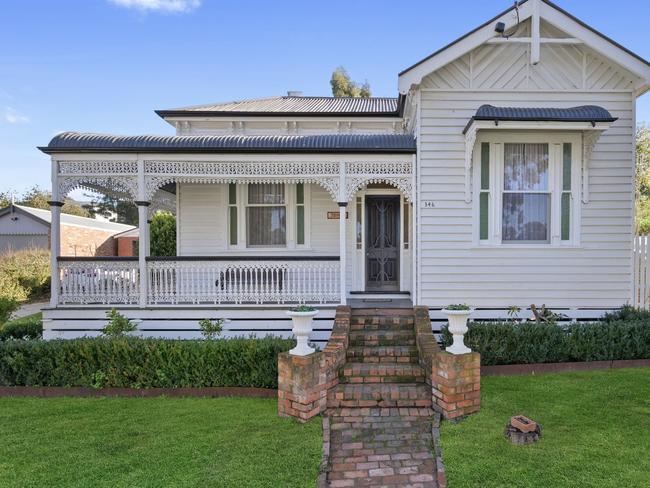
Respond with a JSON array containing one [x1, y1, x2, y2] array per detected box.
[[325, 308, 438, 487]]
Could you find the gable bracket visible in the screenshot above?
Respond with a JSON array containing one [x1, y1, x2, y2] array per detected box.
[[581, 130, 606, 204]]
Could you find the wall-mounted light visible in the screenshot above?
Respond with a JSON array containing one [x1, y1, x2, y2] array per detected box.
[[495, 22, 506, 35]]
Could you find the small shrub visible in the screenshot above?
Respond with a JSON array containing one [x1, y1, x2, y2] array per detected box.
[[444, 304, 471, 311], [0, 297, 19, 324], [0, 336, 294, 388], [529, 304, 565, 325], [150, 212, 176, 257], [102, 309, 137, 337], [290, 305, 316, 312], [0, 314, 42, 341], [199, 318, 223, 340], [602, 305, 650, 323]]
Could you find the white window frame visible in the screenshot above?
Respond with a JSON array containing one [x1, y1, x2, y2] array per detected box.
[[473, 131, 582, 247], [227, 183, 311, 251]]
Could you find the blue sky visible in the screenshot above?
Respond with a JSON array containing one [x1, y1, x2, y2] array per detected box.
[[2, 0, 649, 195]]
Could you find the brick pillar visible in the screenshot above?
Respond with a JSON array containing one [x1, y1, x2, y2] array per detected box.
[[278, 306, 350, 422], [431, 351, 481, 420], [414, 306, 481, 420]]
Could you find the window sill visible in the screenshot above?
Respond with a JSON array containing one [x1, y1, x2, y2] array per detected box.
[[471, 243, 582, 250]]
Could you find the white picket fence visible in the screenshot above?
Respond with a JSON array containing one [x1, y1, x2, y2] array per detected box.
[[633, 235, 650, 308]]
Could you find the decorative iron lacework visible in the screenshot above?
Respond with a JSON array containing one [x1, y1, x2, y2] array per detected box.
[[345, 161, 413, 201], [58, 160, 138, 175], [144, 160, 342, 200], [58, 260, 140, 305], [58, 175, 139, 200]]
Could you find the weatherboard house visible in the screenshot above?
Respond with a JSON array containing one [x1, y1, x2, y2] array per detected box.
[[39, 0, 650, 341]]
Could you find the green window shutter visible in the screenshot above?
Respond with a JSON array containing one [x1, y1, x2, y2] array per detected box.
[[481, 142, 490, 190], [561, 193, 571, 241], [479, 142, 490, 240], [296, 183, 305, 245], [561, 143, 572, 240], [479, 193, 489, 240], [229, 207, 238, 245], [228, 183, 237, 205], [296, 183, 304, 204], [563, 143, 572, 191]]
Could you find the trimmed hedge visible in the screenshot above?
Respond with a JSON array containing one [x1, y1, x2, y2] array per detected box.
[[442, 320, 650, 365], [0, 336, 293, 388], [0, 314, 42, 341]]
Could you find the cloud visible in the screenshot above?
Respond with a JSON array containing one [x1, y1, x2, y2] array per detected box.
[[107, 0, 201, 13], [4, 107, 29, 124]]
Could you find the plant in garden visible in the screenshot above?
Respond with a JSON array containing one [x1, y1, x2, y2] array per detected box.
[[290, 305, 316, 312], [0, 248, 50, 302], [529, 304, 565, 324], [90, 371, 107, 389], [102, 309, 137, 337], [199, 318, 223, 340], [507, 305, 521, 322], [0, 297, 19, 324], [0, 313, 42, 340], [150, 212, 176, 256], [445, 303, 471, 311]]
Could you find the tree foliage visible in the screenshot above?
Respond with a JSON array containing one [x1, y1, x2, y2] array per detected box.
[[83, 194, 138, 225], [0, 186, 89, 217], [330, 66, 371, 98], [636, 126, 650, 233], [150, 212, 176, 257]]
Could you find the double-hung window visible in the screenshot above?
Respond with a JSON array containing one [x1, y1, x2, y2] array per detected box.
[[476, 133, 580, 246], [246, 183, 287, 247]]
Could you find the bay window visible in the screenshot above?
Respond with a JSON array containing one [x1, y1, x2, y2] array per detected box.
[[476, 133, 580, 246]]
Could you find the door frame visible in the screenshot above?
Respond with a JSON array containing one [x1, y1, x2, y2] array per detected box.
[[351, 187, 409, 293]]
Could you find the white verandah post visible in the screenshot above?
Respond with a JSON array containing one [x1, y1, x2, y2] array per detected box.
[[49, 157, 61, 307], [136, 158, 149, 308], [338, 161, 347, 305]]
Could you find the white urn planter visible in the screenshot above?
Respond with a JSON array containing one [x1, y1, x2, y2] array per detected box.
[[286, 309, 319, 356], [443, 309, 473, 355]]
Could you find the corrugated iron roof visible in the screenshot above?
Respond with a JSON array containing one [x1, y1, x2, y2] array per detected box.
[[473, 105, 617, 122], [463, 105, 617, 133], [40, 132, 416, 154], [156, 96, 400, 117]]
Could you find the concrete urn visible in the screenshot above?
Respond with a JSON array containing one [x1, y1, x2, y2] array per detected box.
[[286, 309, 319, 356]]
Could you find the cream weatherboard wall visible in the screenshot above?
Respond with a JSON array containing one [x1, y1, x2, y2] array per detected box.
[[414, 23, 637, 309]]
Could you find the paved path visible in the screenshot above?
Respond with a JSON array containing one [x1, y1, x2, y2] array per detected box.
[[13, 301, 47, 319], [324, 309, 438, 487]]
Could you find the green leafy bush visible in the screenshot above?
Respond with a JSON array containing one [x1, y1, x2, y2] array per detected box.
[[441, 319, 650, 365], [102, 309, 137, 337], [602, 305, 650, 323], [150, 212, 176, 257], [0, 314, 42, 341], [0, 248, 50, 302], [0, 336, 293, 388], [198, 318, 223, 340], [0, 297, 20, 324]]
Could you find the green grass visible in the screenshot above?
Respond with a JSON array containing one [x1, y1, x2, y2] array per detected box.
[[441, 368, 650, 488], [0, 396, 321, 488]]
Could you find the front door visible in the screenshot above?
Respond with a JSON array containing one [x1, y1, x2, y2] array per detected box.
[[365, 196, 400, 291]]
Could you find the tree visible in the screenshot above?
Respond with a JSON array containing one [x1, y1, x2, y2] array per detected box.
[[150, 212, 176, 257], [636, 126, 650, 233], [84, 194, 138, 225], [0, 186, 90, 217], [330, 66, 371, 98]]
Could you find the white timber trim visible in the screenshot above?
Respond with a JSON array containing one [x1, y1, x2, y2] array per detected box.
[[463, 120, 612, 203]]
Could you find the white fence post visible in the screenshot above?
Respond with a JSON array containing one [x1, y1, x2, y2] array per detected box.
[[633, 235, 650, 308]]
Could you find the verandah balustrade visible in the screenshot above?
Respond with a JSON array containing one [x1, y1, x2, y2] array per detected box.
[[57, 256, 340, 306]]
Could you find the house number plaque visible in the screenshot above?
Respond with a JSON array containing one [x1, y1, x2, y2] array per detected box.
[[422, 201, 435, 208], [327, 211, 349, 219]]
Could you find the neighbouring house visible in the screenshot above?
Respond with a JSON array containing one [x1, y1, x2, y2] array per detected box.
[[0, 204, 135, 256], [38, 0, 650, 341], [114, 227, 139, 257]]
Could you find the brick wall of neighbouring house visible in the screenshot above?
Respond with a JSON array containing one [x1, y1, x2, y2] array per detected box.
[[58, 225, 117, 257], [117, 236, 138, 257]]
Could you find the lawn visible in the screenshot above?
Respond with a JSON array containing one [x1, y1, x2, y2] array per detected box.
[[0, 396, 321, 488], [441, 368, 650, 488]]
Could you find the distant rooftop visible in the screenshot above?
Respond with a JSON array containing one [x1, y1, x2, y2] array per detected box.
[[0, 205, 135, 233], [156, 96, 401, 118]]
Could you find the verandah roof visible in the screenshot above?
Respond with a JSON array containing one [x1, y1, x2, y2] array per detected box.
[[39, 132, 417, 154]]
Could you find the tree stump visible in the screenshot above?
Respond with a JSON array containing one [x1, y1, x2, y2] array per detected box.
[[504, 415, 541, 445]]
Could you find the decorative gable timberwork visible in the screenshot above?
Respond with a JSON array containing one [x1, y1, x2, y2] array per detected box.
[[421, 21, 642, 92]]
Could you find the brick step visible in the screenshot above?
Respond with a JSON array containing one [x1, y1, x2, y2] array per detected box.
[[327, 383, 432, 409], [339, 362, 426, 384], [349, 329, 416, 347], [350, 316, 415, 331], [329, 406, 434, 420], [346, 345, 419, 363]]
